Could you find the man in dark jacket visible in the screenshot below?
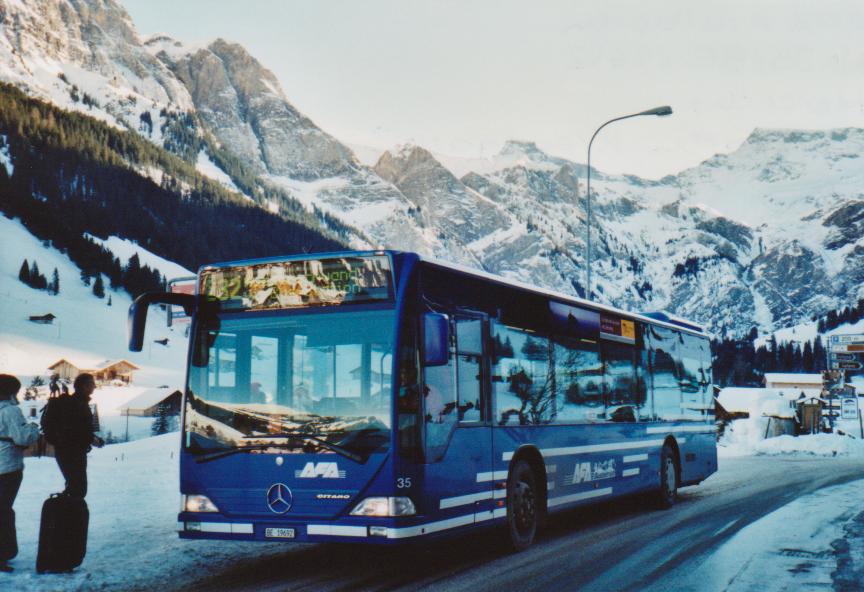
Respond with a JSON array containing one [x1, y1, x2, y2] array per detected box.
[[0, 374, 40, 573], [53, 373, 103, 499]]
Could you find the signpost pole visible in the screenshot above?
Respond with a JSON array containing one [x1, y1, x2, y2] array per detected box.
[[858, 398, 863, 439]]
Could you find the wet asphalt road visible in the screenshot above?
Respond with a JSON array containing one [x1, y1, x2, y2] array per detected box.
[[182, 455, 864, 592]]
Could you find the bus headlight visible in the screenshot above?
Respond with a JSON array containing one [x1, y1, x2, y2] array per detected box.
[[183, 494, 219, 513], [350, 497, 416, 517]]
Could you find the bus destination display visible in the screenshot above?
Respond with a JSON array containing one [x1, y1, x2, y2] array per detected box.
[[200, 255, 392, 310]]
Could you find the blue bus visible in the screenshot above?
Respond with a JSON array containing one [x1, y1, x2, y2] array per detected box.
[[128, 250, 717, 550]]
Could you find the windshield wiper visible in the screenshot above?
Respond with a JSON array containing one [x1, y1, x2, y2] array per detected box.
[[244, 432, 365, 463], [194, 442, 298, 464]]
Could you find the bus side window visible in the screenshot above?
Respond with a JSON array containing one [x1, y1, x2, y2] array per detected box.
[[601, 341, 637, 421], [423, 324, 458, 461], [455, 318, 483, 423], [491, 322, 556, 425], [553, 336, 602, 423], [647, 326, 682, 421], [680, 333, 708, 419]]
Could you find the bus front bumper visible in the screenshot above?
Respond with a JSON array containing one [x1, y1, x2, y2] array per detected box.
[[177, 508, 506, 544]]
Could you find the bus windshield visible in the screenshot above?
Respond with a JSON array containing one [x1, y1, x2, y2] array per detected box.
[[185, 308, 394, 461]]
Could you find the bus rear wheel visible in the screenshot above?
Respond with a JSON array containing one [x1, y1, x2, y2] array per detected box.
[[653, 443, 679, 509], [507, 459, 538, 551]]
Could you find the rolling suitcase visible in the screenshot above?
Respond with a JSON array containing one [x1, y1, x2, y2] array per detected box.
[[36, 494, 89, 573]]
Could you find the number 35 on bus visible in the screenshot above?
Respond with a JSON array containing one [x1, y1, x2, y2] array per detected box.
[[128, 250, 717, 550]]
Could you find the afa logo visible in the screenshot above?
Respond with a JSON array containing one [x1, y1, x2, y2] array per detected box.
[[295, 462, 346, 479]]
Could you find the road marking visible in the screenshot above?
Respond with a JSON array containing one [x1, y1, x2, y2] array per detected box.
[[712, 518, 739, 538]]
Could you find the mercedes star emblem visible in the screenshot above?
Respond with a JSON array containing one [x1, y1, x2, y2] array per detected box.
[[266, 483, 293, 514]]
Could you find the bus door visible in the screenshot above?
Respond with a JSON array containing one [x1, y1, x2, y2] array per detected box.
[[422, 313, 494, 522]]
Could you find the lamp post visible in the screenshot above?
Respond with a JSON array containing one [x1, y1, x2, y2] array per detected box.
[[585, 105, 672, 300]]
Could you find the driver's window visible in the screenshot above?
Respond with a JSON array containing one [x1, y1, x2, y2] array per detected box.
[[250, 335, 278, 404]]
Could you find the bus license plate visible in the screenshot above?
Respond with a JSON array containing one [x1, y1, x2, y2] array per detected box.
[[265, 528, 295, 539]]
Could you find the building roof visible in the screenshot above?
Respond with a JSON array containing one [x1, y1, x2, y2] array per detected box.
[[47, 358, 140, 372], [763, 373, 823, 385], [716, 387, 816, 419], [119, 388, 181, 412]]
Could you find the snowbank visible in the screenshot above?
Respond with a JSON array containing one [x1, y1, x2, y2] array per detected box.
[[720, 420, 864, 457]]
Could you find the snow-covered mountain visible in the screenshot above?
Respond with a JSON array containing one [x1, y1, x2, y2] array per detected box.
[[3, 0, 863, 336]]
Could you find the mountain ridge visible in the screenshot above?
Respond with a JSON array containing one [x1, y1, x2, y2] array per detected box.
[[3, 0, 863, 336]]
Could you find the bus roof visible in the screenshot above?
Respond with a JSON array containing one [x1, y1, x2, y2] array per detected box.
[[197, 250, 710, 339], [416, 255, 710, 339]]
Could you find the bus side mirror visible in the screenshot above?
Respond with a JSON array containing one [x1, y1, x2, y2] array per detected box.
[[128, 292, 199, 352], [423, 313, 449, 366]]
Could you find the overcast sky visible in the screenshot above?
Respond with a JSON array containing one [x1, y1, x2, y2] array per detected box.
[[124, 0, 864, 179]]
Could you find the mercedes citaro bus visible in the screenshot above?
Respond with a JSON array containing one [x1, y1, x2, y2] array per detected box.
[[128, 250, 716, 550]]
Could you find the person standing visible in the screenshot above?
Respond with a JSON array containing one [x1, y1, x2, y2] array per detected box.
[[0, 374, 40, 573], [51, 374, 103, 499]]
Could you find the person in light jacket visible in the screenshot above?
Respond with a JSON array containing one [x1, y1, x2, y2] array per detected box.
[[0, 374, 40, 573]]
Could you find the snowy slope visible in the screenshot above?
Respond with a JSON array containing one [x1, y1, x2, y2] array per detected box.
[[0, 215, 187, 385]]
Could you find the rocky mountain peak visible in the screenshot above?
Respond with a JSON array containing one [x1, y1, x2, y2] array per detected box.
[[374, 144, 452, 183]]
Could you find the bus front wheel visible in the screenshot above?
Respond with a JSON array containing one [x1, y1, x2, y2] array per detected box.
[[506, 459, 538, 551], [653, 443, 679, 509]]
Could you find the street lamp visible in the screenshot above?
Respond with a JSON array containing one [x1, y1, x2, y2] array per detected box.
[[584, 105, 672, 300]]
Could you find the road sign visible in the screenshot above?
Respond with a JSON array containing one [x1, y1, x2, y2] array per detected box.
[[830, 334, 864, 345], [830, 344, 864, 353], [835, 361, 863, 370], [841, 398, 859, 420]]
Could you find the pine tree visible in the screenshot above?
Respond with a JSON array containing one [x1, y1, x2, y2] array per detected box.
[[151, 402, 170, 436], [18, 259, 30, 285], [29, 261, 46, 289], [107, 295, 112, 306], [92, 274, 105, 298], [51, 267, 60, 294], [80, 268, 91, 286]]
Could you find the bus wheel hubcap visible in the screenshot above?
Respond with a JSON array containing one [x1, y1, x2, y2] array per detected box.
[[513, 482, 535, 532], [664, 458, 675, 493]]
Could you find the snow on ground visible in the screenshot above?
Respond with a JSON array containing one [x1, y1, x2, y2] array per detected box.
[[664, 478, 864, 591], [720, 414, 864, 457], [0, 216, 187, 386], [194, 150, 243, 195], [84, 234, 194, 281], [7, 435, 292, 591]]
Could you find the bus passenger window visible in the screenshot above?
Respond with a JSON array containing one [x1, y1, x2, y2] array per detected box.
[[492, 322, 555, 425], [553, 337, 603, 423], [601, 341, 637, 420], [680, 334, 709, 419], [646, 326, 682, 420]]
